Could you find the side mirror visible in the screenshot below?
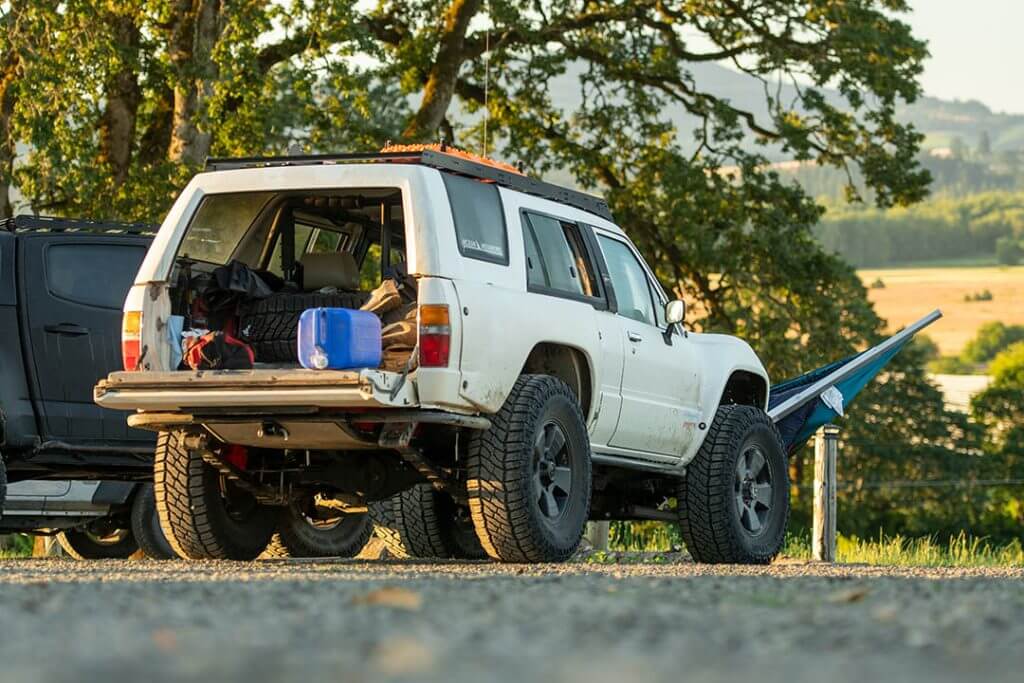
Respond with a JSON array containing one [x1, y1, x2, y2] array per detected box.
[[665, 299, 686, 325]]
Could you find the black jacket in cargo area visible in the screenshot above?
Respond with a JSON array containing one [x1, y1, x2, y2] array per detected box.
[[0, 216, 156, 489]]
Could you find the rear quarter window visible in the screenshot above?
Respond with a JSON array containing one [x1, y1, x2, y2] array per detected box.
[[46, 243, 147, 309], [442, 174, 508, 265]]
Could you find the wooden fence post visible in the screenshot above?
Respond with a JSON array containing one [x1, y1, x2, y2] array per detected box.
[[585, 521, 610, 551], [812, 425, 840, 562]]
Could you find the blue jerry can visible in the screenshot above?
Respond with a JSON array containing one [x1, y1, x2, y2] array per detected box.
[[297, 308, 382, 370]]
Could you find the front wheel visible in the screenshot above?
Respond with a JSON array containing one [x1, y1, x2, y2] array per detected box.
[[57, 525, 138, 560], [154, 432, 277, 560], [466, 375, 591, 563], [678, 404, 790, 564]]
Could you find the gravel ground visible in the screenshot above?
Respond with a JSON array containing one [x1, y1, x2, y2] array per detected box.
[[1, 556, 1022, 683]]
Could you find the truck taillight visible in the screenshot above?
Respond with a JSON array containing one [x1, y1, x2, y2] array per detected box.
[[122, 311, 142, 371], [418, 304, 450, 368]]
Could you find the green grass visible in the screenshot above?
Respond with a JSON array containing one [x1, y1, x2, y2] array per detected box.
[[783, 531, 1024, 568], [0, 534, 33, 558], [606, 523, 1024, 567]]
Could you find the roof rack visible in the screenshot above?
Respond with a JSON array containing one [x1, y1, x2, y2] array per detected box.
[[203, 149, 614, 221], [1, 215, 158, 236]]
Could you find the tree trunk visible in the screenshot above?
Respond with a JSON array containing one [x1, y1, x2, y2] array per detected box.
[[0, 9, 20, 219], [0, 73, 15, 219], [98, 12, 142, 186], [166, 0, 223, 165], [139, 86, 175, 167], [402, 0, 482, 141]]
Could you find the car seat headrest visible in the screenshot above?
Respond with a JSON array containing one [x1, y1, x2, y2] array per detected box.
[[301, 251, 360, 291]]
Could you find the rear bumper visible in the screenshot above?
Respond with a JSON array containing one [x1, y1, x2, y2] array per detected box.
[[94, 368, 419, 412]]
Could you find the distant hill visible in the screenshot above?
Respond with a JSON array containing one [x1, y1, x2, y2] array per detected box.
[[548, 62, 1024, 160]]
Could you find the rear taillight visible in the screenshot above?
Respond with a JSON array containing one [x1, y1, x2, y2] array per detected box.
[[122, 311, 142, 371], [418, 304, 451, 368]]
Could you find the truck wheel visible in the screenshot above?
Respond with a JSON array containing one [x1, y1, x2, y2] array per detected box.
[[154, 432, 277, 560], [239, 291, 369, 362], [678, 404, 790, 564], [370, 485, 488, 560], [57, 526, 138, 560], [263, 503, 372, 558], [466, 375, 591, 563], [130, 484, 177, 560], [369, 484, 452, 559]]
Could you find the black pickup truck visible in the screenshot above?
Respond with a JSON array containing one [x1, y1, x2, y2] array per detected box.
[[1, 215, 371, 560], [0, 215, 171, 558]]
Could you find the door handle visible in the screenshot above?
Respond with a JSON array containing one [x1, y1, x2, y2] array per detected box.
[[45, 323, 89, 336], [627, 331, 643, 343]]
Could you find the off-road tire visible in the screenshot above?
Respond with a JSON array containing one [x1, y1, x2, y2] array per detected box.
[[57, 527, 138, 560], [678, 404, 790, 564], [369, 484, 452, 558], [370, 486, 488, 560], [154, 431, 277, 560], [466, 375, 591, 563], [263, 504, 372, 559], [239, 291, 368, 362], [130, 484, 176, 560]]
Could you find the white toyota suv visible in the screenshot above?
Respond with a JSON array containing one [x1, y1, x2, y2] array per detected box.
[[95, 148, 785, 564]]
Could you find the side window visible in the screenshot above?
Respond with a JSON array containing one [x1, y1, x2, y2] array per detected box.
[[442, 173, 508, 264], [46, 243, 147, 309], [522, 212, 598, 298], [597, 235, 656, 326]]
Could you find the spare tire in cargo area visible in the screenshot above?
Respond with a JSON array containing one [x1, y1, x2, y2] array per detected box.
[[239, 291, 369, 362]]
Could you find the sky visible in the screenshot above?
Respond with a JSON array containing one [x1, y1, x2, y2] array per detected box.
[[908, 0, 1024, 114]]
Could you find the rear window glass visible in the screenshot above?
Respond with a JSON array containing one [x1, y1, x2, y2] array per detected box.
[[46, 243, 147, 309], [179, 193, 271, 264], [442, 174, 508, 264]]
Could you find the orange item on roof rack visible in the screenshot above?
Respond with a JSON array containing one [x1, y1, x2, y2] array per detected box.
[[380, 143, 524, 176]]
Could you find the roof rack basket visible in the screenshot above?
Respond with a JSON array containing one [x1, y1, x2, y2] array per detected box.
[[1, 215, 158, 236], [204, 148, 614, 221]]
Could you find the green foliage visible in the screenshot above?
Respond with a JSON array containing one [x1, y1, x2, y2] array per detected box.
[[609, 521, 681, 552], [783, 531, 1024, 568], [0, 534, 33, 558], [815, 191, 1024, 267], [988, 342, 1024, 387], [961, 322, 1024, 366], [995, 236, 1024, 266], [963, 289, 994, 303]]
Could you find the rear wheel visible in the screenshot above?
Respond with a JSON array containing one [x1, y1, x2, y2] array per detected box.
[[369, 484, 452, 559], [154, 432, 277, 560], [57, 524, 138, 560], [466, 375, 591, 563], [370, 485, 487, 560], [678, 404, 789, 564], [263, 500, 372, 558], [130, 484, 176, 559]]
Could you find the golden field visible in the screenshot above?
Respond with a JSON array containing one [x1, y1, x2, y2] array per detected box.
[[858, 265, 1024, 356]]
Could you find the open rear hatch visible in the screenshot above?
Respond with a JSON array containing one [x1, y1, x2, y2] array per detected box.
[[94, 368, 418, 412]]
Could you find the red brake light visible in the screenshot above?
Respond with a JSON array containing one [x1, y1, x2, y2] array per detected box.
[[418, 305, 451, 368], [122, 339, 142, 371], [122, 311, 142, 371]]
